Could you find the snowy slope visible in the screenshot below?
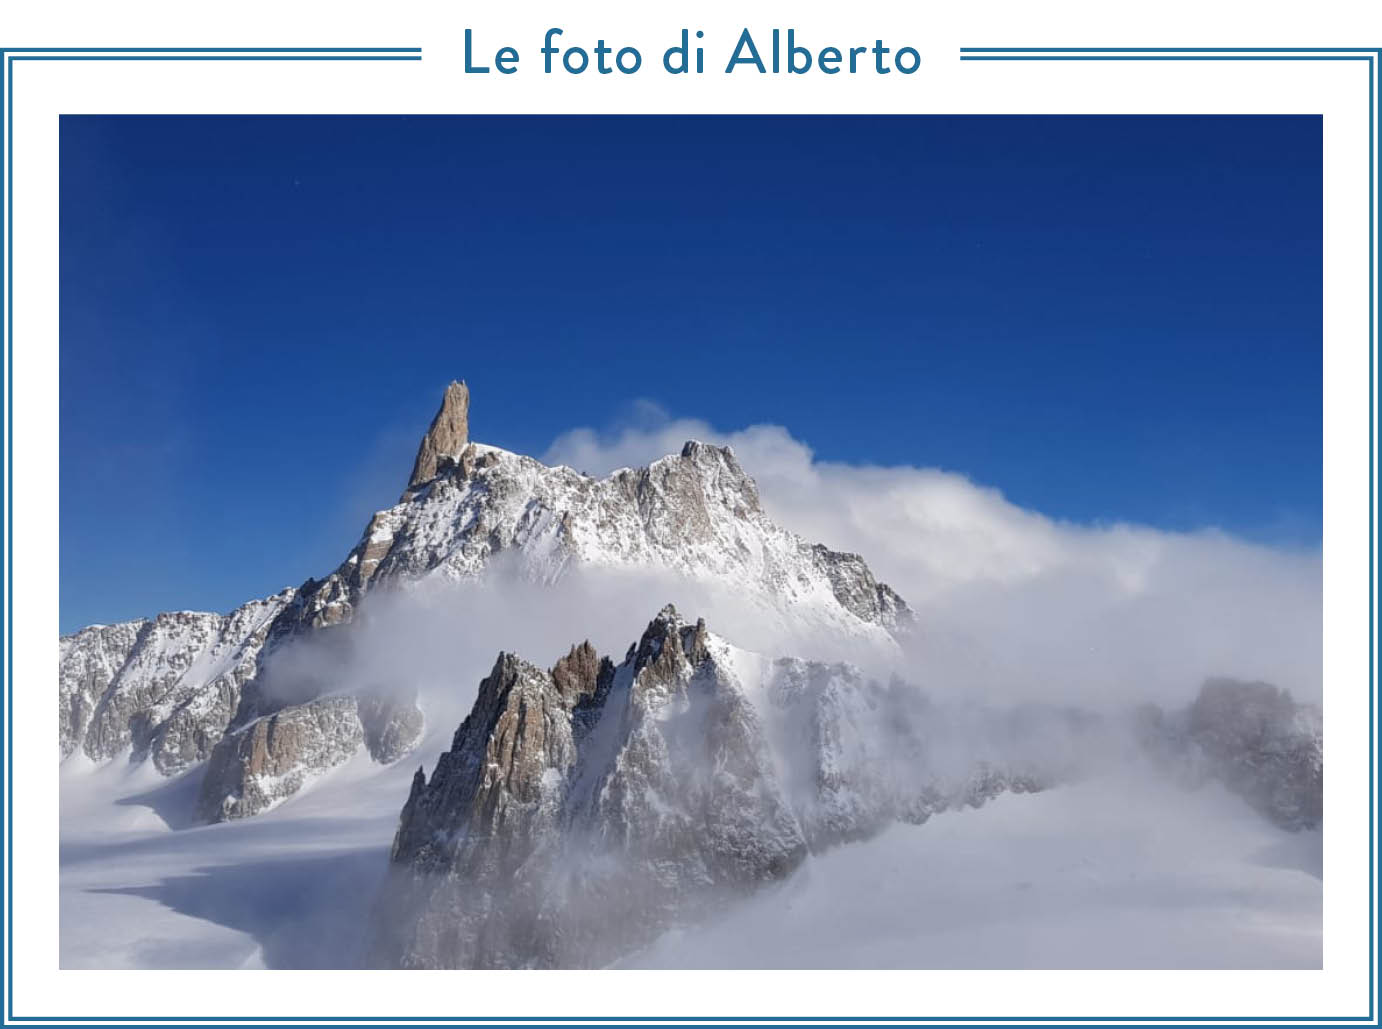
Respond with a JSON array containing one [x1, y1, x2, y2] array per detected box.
[[60, 733, 1321, 970], [280, 438, 910, 648], [371, 605, 1165, 967], [59, 591, 296, 773], [60, 748, 413, 969], [60, 382, 914, 825], [623, 777, 1321, 970], [59, 602, 1323, 971]]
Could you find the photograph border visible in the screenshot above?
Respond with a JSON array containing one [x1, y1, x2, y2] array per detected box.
[[2, 42, 1376, 1024]]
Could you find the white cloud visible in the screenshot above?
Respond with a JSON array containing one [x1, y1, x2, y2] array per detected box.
[[624, 776, 1321, 969], [544, 403, 1321, 708], [59, 403, 1322, 972]]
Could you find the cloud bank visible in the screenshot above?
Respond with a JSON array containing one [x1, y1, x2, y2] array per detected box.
[[59, 402, 1323, 972], [544, 402, 1321, 709]]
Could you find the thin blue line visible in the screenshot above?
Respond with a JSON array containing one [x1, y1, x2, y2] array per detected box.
[[5, 50, 12, 1026], [3, 1019, 1380, 1025], [961, 55, 1372, 61], [10, 55, 419, 62], [0, 47, 420, 53], [1, 44, 1376, 1026], [960, 47, 1382, 53], [1370, 50, 1378, 1027]]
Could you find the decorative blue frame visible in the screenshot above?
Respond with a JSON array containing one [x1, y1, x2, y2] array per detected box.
[[1, 43, 1374, 1024]]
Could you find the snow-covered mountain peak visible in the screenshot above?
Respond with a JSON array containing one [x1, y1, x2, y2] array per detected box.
[[368, 595, 1324, 969], [280, 385, 911, 649], [370, 601, 1074, 968], [60, 381, 914, 822], [622, 602, 714, 695]]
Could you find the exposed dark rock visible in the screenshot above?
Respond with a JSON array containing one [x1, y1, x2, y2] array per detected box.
[[59, 620, 146, 761], [373, 606, 809, 968], [58, 592, 295, 775], [407, 380, 470, 492], [358, 693, 426, 765], [198, 695, 365, 822], [370, 606, 1073, 969], [808, 544, 914, 632], [1137, 678, 1322, 831], [65, 383, 914, 827]]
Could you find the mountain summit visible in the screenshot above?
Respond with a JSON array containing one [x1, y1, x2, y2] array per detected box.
[[56, 380, 1324, 971], [59, 380, 913, 821], [406, 379, 470, 493]]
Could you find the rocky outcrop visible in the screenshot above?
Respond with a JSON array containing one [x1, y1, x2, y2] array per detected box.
[[406, 380, 469, 493], [194, 688, 425, 822], [186, 381, 913, 822], [370, 605, 1064, 969], [59, 620, 146, 761], [358, 693, 427, 765], [762, 658, 1075, 847], [58, 590, 295, 774], [63, 380, 913, 826], [247, 383, 912, 660], [363, 608, 1325, 969], [273, 427, 913, 652], [807, 545, 911, 633], [373, 608, 807, 968], [197, 696, 366, 822], [1137, 678, 1323, 831]]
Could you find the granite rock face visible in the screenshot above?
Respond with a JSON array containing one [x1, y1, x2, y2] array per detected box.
[[370, 605, 1073, 969], [249, 413, 914, 656], [406, 380, 470, 493], [58, 591, 295, 774], [807, 544, 911, 633], [59, 620, 146, 761], [358, 692, 428, 766], [197, 695, 366, 822], [369, 607, 1322, 968], [372, 607, 808, 968], [193, 686, 426, 822]]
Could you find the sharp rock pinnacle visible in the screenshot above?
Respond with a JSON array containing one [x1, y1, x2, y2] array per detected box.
[[407, 380, 470, 491]]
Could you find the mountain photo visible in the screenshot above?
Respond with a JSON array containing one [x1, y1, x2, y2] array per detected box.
[[57, 115, 1323, 970]]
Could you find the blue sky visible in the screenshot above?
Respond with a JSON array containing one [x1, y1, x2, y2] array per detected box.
[[59, 115, 1321, 632]]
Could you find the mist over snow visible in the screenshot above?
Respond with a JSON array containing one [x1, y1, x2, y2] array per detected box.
[[59, 401, 1322, 972], [622, 773, 1321, 970], [545, 402, 1321, 709], [253, 553, 916, 740]]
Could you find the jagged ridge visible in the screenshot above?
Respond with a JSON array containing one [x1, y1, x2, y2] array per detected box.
[[58, 380, 915, 828], [59, 591, 295, 774], [370, 605, 1325, 969], [370, 605, 1071, 969], [196, 386, 913, 820]]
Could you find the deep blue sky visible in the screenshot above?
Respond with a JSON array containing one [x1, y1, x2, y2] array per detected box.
[[60, 115, 1321, 632]]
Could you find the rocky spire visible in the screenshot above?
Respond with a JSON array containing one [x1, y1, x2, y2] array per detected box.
[[407, 380, 470, 491]]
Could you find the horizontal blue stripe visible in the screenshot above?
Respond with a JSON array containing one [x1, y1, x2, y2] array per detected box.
[[961, 47, 1380, 53], [0, 47, 419, 53], [9, 54, 419, 61], [962, 54, 1372, 61], [4, 1018, 1378, 1024]]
